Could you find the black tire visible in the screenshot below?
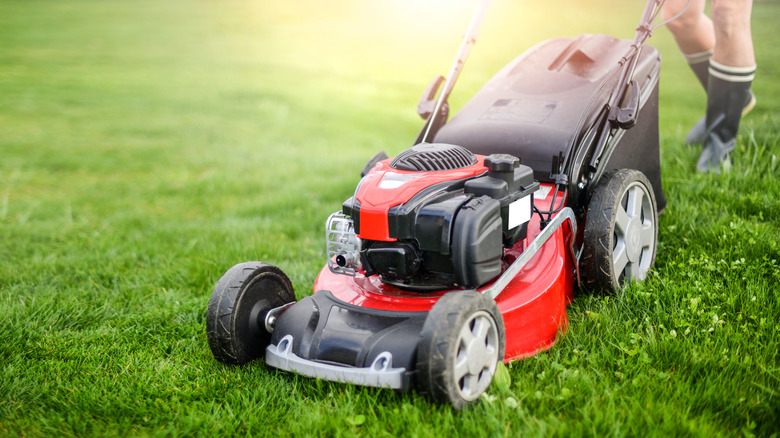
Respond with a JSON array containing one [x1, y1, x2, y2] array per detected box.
[[206, 262, 295, 365], [581, 169, 658, 293], [416, 291, 505, 409], [360, 151, 388, 177]]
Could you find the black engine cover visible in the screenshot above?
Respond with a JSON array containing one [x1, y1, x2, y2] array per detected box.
[[343, 147, 538, 291]]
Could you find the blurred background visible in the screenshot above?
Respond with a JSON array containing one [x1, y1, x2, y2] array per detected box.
[[2, 1, 776, 276]]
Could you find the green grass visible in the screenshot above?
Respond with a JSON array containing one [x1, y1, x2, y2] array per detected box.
[[1, 0, 778, 436]]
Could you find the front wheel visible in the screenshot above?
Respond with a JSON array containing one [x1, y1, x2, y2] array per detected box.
[[206, 262, 295, 365], [416, 290, 505, 409], [581, 169, 658, 293]]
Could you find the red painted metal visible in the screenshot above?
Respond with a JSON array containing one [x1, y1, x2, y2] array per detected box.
[[354, 157, 487, 242], [496, 215, 575, 360], [313, 183, 577, 362]]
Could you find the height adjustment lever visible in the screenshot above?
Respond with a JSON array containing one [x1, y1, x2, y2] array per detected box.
[[417, 76, 445, 120], [609, 80, 640, 129]]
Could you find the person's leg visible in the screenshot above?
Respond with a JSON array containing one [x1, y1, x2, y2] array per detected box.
[[711, 0, 755, 67], [663, 0, 756, 144], [663, 0, 714, 56], [697, 0, 756, 172], [663, 0, 716, 143]]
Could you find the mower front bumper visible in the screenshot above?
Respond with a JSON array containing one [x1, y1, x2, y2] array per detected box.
[[266, 335, 406, 389], [264, 290, 425, 391]]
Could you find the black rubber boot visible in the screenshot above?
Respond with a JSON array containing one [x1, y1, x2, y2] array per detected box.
[[687, 92, 755, 145], [685, 49, 712, 89], [685, 50, 756, 145], [697, 61, 755, 173], [683, 50, 711, 144]]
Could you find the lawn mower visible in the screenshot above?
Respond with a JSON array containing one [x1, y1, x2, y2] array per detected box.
[[207, 0, 669, 408]]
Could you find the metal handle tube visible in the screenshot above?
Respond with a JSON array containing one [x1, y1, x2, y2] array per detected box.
[[420, 0, 493, 144], [483, 207, 578, 300]]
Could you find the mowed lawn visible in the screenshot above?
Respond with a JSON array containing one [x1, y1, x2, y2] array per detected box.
[[1, 0, 778, 436]]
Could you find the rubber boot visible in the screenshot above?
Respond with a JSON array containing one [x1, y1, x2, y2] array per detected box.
[[683, 50, 711, 144], [697, 60, 755, 173], [685, 50, 756, 145], [687, 92, 756, 145], [685, 49, 712, 89]]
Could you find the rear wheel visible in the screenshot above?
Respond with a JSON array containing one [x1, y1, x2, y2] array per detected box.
[[581, 169, 658, 293], [416, 291, 505, 409], [361, 151, 388, 177], [206, 262, 295, 365]]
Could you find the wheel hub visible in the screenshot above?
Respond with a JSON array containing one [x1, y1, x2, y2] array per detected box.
[[625, 216, 643, 262], [466, 338, 488, 374], [453, 311, 499, 401]]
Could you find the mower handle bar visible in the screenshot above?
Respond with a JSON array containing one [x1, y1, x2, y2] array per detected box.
[[482, 207, 579, 300], [419, 0, 493, 144], [560, 0, 691, 202]]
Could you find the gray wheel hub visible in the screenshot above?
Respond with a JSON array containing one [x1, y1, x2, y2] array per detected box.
[[613, 183, 656, 282], [453, 311, 499, 401], [625, 215, 643, 262]]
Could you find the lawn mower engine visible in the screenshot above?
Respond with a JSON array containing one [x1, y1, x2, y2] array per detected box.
[[327, 143, 539, 291]]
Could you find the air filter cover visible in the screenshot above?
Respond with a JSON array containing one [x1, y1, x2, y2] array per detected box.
[[390, 143, 477, 172]]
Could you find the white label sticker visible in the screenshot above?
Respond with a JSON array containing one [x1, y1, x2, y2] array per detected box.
[[534, 185, 552, 200], [508, 196, 532, 229]]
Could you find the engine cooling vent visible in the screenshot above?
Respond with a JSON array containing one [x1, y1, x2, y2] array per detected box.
[[390, 143, 477, 172]]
